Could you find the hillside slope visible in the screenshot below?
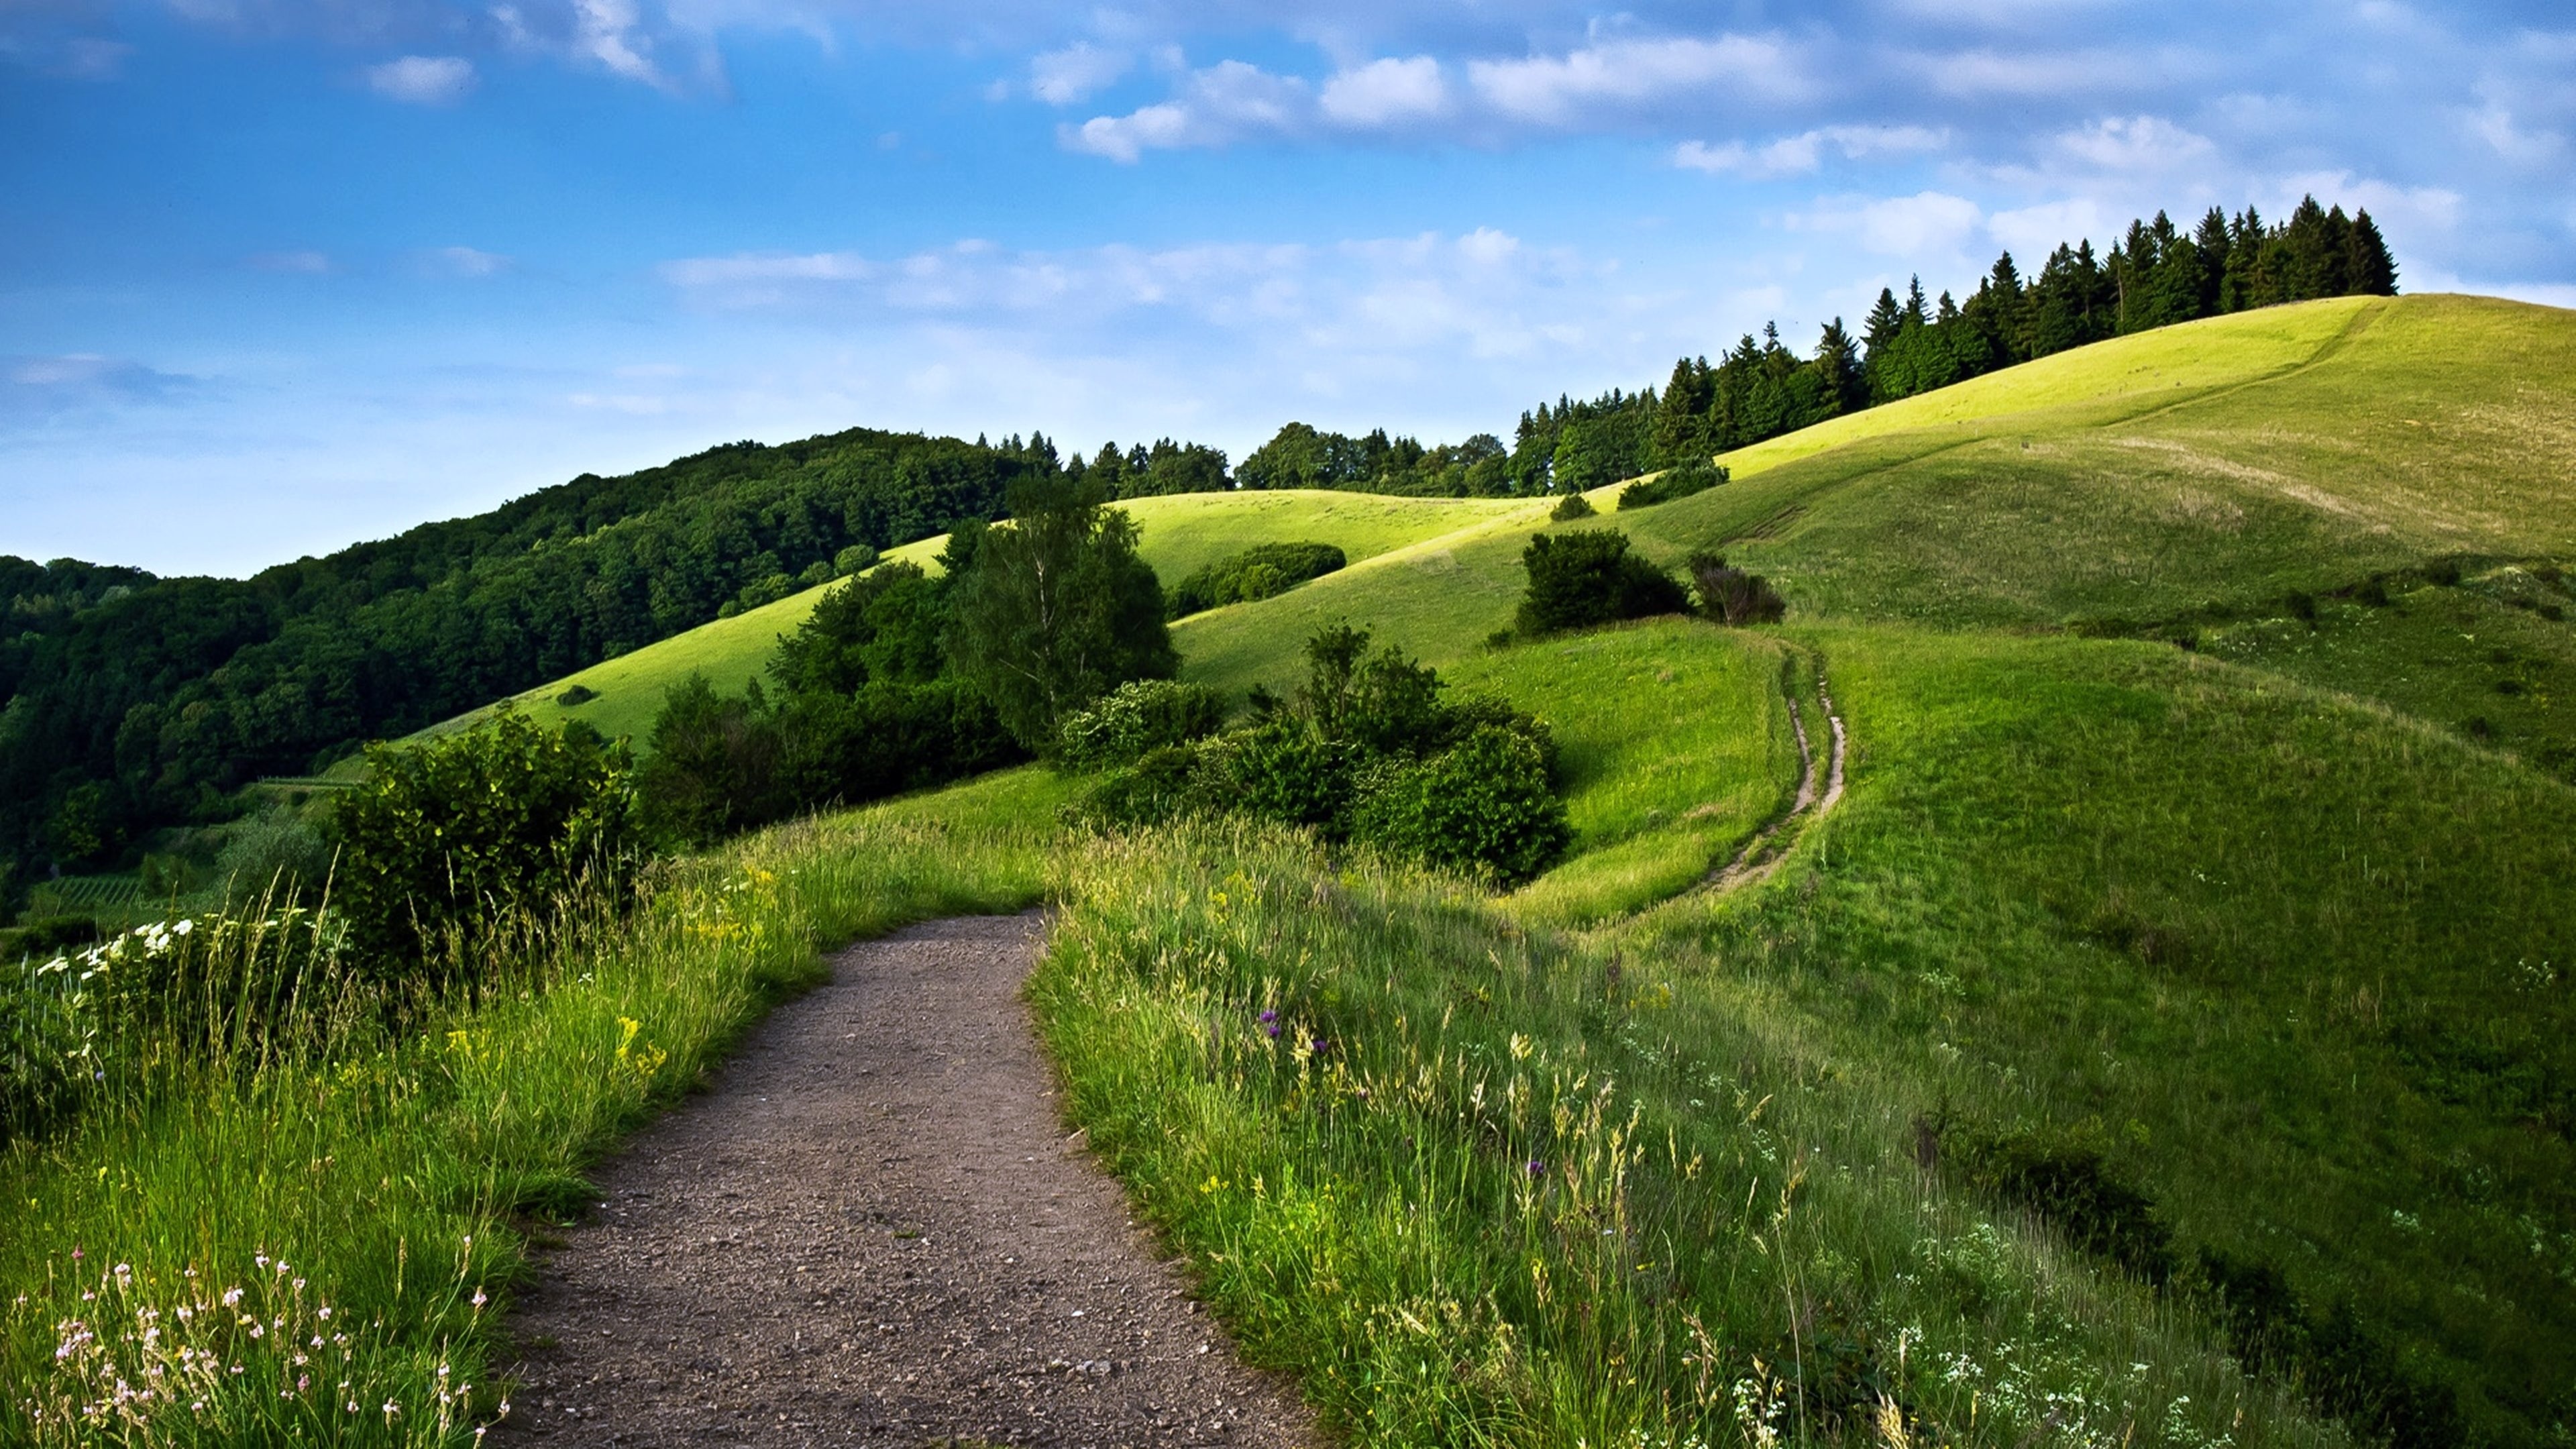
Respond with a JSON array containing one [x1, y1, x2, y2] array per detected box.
[[367, 291, 2576, 1443], [424, 490, 1534, 747]]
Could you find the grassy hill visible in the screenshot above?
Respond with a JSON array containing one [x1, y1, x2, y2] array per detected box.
[[356, 292, 2576, 1443], [413, 490, 1533, 750]]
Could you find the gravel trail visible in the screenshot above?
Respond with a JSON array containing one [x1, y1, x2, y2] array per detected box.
[[496, 912, 1314, 1449]]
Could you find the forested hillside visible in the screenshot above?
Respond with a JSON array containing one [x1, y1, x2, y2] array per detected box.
[[0, 428, 1080, 885]]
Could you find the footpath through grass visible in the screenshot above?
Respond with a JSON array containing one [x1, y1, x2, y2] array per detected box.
[[0, 768, 1071, 1445]]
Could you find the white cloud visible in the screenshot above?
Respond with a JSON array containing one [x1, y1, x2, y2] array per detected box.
[[1796, 191, 1986, 259], [1986, 197, 2117, 260], [1029, 42, 1128, 105], [1319, 56, 1446, 128], [1676, 124, 1947, 178], [2469, 103, 2565, 167], [2053, 114, 2215, 172], [1063, 59, 1309, 160], [2269, 171, 2461, 231], [429, 246, 513, 277], [1467, 34, 1803, 124], [366, 54, 477, 105], [572, 0, 667, 87], [1919, 47, 2139, 98]]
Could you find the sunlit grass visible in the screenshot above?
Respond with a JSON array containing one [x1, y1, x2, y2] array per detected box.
[[0, 766, 1071, 1445]]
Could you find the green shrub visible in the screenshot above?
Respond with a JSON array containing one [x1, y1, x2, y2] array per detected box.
[[834, 541, 880, 576], [1167, 541, 1347, 616], [1513, 529, 1690, 637], [1055, 679, 1228, 769], [1617, 458, 1727, 509], [637, 674, 1023, 846], [329, 706, 643, 979], [556, 683, 600, 706], [215, 804, 336, 905], [1064, 745, 1208, 832], [1106, 627, 1571, 883], [1684, 551, 1788, 625], [1548, 491, 1596, 521], [17, 916, 102, 955], [1350, 724, 1570, 885]]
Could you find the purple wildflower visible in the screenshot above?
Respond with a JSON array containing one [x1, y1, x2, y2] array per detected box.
[[1526, 1159, 1545, 1177], [1257, 1010, 1277, 1024]]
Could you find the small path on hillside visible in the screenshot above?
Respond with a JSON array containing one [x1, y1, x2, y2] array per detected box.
[[495, 914, 1313, 1449], [1705, 668, 1847, 894]]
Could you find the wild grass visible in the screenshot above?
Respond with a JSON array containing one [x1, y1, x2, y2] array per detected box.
[[1441, 620, 1804, 926], [1029, 820, 2330, 1448], [2200, 568, 2576, 780], [1625, 627, 2576, 1444], [0, 765, 1071, 1445]]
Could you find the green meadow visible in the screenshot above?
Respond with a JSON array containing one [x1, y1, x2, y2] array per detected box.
[[17, 292, 2576, 1446]]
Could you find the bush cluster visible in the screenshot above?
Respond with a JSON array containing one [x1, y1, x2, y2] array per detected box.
[[1547, 492, 1595, 521], [1055, 679, 1228, 770], [329, 706, 643, 979], [1617, 458, 1729, 510], [1684, 551, 1788, 625], [1167, 541, 1347, 617], [1066, 627, 1570, 886], [1514, 530, 1691, 637], [638, 674, 1020, 846]]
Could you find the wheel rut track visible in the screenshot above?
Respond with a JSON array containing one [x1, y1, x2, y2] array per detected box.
[[1704, 655, 1847, 894], [495, 912, 1313, 1448]]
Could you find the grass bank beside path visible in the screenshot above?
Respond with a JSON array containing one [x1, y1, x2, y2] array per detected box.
[[0, 766, 1072, 1446], [1028, 821, 2328, 1449]]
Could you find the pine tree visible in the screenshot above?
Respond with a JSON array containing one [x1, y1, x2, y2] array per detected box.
[[1981, 251, 2030, 362], [1862, 288, 1904, 355], [2193, 209, 2231, 315], [2279, 195, 2333, 301], [2318, 205, 2354, 297], [1813, 320, 1864, 416], [2347, 209, 2398, 295]]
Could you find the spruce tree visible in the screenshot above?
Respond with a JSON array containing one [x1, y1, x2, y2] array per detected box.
[[2193, 208, 2231, 315], [1862, 288, 1905, 355], [1813, 320, 1864, 416], [2347, 209, 2398, 295]]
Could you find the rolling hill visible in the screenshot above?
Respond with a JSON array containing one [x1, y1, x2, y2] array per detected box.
[[368, 291, 2576, 1442]]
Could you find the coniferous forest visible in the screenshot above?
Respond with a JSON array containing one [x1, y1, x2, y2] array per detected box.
[[0, 197, 2396, 896]]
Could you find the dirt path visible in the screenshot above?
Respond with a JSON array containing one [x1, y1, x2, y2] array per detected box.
[[1704, 665, 1847, 893], [495, 913, 1314, 1448]]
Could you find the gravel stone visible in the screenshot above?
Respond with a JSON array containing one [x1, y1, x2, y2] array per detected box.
[[496, 912, 1314, 1448]]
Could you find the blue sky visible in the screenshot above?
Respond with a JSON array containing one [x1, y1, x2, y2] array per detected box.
[[4, 1, 2571, 576]]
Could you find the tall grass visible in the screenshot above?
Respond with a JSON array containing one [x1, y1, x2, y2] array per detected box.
[[1029, 820, 2331, 1448], [0, 767, 1067, 1445]]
